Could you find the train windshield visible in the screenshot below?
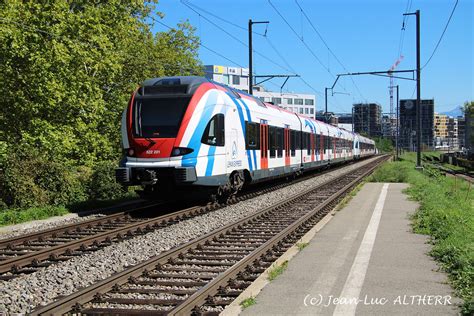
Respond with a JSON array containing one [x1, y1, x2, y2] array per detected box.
[[132, 96, 191, 138]]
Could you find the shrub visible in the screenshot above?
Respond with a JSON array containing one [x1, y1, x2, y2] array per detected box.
[[88, 160, 126, 200], [0, 206, 69, 226], [0, 148, 87, 208]]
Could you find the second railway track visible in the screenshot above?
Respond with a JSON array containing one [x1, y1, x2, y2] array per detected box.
[[0, 157, 372, 280], [31, 155, 389, 315]]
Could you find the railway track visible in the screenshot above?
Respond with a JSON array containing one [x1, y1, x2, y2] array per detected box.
[[0, 157, 371, 280], [31, 155, 388, 315]]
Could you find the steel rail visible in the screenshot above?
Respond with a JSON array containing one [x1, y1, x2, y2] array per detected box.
[[31, 156, 388, 315], [0, 204, 202, 275], [0, 201, 163, 249], [170, 156, 388, 315], [0, 157, 372, 278]]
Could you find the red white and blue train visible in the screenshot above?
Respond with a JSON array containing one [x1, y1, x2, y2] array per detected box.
[[116, 76, 376, 198]]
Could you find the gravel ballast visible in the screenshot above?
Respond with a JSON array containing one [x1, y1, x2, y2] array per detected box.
[[0, 214, 107, 241], [0, 157, 378, 314]]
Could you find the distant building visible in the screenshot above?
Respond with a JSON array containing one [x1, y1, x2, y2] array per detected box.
[[254, 87, 316, 119], [336, 113, 353, 132], [204, 64, 316, 118], [382, 114, 397, 138], [316, 111, 338, 125], [457, 115, 466, 149], [399, 99, 434, 151], [353, 103, 382, 137], [466, 109, 473, 151], [434, 113, 449, 148], [434, 114, 459, 149], [204, 64, 250, 93], [447, 117, 458, 149]]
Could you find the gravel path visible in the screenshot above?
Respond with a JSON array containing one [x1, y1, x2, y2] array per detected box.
[[0, 157, 378, 314]]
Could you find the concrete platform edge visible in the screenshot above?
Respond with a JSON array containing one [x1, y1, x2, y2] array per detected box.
[[222, 206, 338, 316]]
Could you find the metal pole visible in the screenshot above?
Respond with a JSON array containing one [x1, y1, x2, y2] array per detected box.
[[325, 88, 328, 122], [248, 19, 253, 95], [396, 85, 399, 160], [416, 10, 422, 168], [352, 106, 354, 132]]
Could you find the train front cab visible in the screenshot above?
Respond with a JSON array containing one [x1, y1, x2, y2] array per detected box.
[[116, 77, 215, 192]]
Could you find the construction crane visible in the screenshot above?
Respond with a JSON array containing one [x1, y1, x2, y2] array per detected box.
[[388, 55, 404, 118]]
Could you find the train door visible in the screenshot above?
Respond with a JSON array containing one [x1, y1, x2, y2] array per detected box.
[[226, 129, 239, 173], [320, 134, 324, 161], [260, 123, 268, 169], [310, 133, 315, 162], [284, 128, 290, 166]]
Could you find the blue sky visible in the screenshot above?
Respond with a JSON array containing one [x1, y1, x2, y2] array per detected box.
[[153, 0, 473, 114]]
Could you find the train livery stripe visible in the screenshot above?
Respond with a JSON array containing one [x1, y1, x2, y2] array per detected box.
[[205, 145, 217, 176], [227, 94, 253, 171], [204, 103, 227, 176], [175, 83, 213, 146], [237, 98, 257, 171], [182, 90, 219, 168]]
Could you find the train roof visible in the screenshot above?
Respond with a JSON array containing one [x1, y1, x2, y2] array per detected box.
[[139, 76, 375, 143]]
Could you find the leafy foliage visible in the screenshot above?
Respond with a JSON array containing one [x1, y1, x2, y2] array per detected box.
[[0, 148, 88, 208], [88, 161, 127, 201], [373, 137, 394, 153], [0, 206, 69, 227], [0, 1, 202, 209]]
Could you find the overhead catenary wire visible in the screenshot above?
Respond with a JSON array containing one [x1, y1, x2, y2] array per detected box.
[[397, 0, 413, 59], [269, 0, 363, 106], [179, 0, 327, 101], [263, 33, 324, 97], [150, 16, 245, 68], [180, 0, 294, 75], [180, 0, 265, 36], [294, 0, 366, 103], [267, 0, 329, 75], [422, 0, 458, 69]]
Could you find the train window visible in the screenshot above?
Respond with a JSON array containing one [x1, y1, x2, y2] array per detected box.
[[296, 131, 301, 150], [201, 114, 225, 146], [302, 132, 307, 153], [306, 133, 311, 155], [290, 130, 296, 157], [277, 128, 283, 158], [132, 96, 191, 138], [313, 134, 319, 154], [245, 122, 260, 150], [269, 126, 276, 158]]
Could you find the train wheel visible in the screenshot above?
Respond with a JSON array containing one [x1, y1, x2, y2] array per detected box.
[[230, 171, 245, 194]]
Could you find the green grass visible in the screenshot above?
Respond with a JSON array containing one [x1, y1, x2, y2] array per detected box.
[[370, 153, 474, 315], [240, 297, 257, 309], [268, 260, 289, 281], [296, 242, 309, 251], [0, 192, 140, 227], [0, 206, 69, 226]]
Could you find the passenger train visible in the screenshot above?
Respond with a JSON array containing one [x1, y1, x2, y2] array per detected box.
[[116, 76, 376, 198]]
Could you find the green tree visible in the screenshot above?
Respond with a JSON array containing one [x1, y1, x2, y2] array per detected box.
[[0, 0, 202, 166], [374, 137, 394, 153], [0, 1, 202, 207], [462, 101, 474, 147]]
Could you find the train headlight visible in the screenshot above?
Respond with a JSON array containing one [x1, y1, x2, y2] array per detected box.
[[171, 147, 194, 157], [128, 148, 135, 156]]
